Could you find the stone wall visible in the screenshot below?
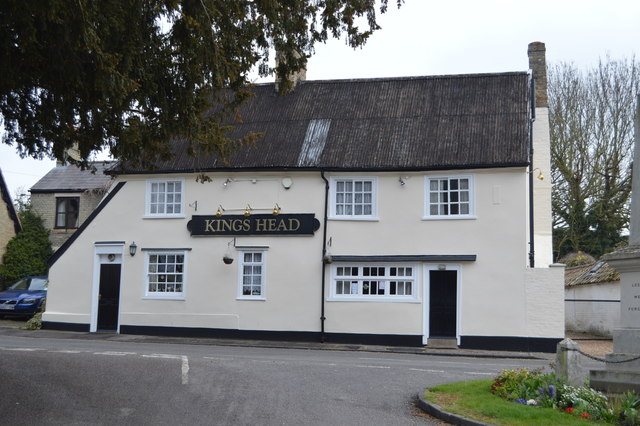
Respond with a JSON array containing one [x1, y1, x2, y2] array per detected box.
[[31, 191, 104, 251]]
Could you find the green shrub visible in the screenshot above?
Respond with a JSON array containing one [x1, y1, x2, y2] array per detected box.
[[0, 209, 52, 289]]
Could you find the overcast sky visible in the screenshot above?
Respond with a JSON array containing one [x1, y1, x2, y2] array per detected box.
[[1, 0, 639, 197]]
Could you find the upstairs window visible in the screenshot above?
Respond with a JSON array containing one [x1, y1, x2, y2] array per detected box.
[[330, 177, 377, 219], [55, 197, 80, 229], [425, 175, 474, 219], [146, 179, 184, 217]]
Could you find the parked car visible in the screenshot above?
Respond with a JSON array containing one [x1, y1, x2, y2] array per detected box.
[[0, 276, 48, 318]]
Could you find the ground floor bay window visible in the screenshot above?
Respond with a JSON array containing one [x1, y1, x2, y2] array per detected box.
[[329, 264, 418, 302]]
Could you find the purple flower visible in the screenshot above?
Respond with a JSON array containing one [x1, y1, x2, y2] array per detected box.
[[548, 385, 556, 398], [514, 398, 527, 404]]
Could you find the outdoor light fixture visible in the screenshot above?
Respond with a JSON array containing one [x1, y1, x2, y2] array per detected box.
[[244, 205, 252, 216], [399, 176, 407, 186], [216, 205, 224, 217], [529, 168, 544, 181], [272, 203, 281, 215], [129, 242, 138, 257]]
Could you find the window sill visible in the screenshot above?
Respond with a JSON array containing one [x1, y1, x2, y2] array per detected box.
[[236, 297, 266, 301], [327, 297, 420, 303], [142, 295, 186, 301], [143, 215, 186, 219], [328, 216, 380, 222], [422, 215, 477, 221]]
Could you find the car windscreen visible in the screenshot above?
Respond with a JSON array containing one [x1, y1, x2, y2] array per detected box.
[[29, 278, 48, 291], [9, 278, 29, 290]]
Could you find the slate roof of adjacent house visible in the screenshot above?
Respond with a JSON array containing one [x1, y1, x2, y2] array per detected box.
[[0, 168, 22, 234], [30, 162, 114, 193], [121, 72, 533, 174], [565, 261, 620, 287]]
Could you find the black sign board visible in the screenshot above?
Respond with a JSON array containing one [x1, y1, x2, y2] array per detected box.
[[187, 214, 321, 236]]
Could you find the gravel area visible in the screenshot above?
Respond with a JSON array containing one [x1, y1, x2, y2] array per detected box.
[[566, 332, 613, 359]]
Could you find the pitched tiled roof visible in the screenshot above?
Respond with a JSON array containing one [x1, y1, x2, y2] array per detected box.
[[565, 261, 620, 287], [30, 162, 114, 193], [121, 72, 532, 173]]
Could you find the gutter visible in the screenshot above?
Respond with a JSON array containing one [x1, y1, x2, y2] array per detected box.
[[320, 170, 329, 343]]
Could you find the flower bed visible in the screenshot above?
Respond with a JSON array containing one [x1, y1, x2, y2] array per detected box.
[[491, 368, 639, 424]]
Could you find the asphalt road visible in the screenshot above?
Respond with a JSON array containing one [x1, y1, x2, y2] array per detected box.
[[0, 330, 550, 426]]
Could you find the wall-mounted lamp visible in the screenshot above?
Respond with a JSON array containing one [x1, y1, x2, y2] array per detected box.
[[223, 239, 235, 264], [399, 176, 407, 186], [216, 205, 225, 217], [529, 168, 544, 181], [129, 242, 138, 257], [282, 177, 293, 190], [223, 178, 233, 187], [244, 205, 252, 216], [272, 203, 281, 215]]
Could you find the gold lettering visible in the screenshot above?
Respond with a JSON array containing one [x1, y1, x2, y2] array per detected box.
[[232, 220, 245, 232], [267, 218, 276, 231], [255, 218, 267, 232], [204, 219, 217, 233], [220, 220, 232, 232], [276, 219, 288, 231], [243, 219, 251, 231], [288, 218, 300, 231]]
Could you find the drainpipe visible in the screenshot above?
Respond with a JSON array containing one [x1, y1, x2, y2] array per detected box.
[[320, 170, 329, 342], [528, 76, 536, 269]]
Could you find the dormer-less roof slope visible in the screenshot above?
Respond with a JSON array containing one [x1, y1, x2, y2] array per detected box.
[[122, 72, 532, 173], [30, 162, 114, 193]]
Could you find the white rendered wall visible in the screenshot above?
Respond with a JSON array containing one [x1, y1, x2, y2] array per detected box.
[[532, 107, 554, 267], [44, 167, 564, 341], [565, 282, 621, 337]]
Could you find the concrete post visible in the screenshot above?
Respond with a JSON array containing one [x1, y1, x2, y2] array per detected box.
[[556, 338, 586, 387]]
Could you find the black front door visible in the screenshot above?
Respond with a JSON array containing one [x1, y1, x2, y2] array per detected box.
[[97, 263, 121, 331], [429, 270, 457, 337]]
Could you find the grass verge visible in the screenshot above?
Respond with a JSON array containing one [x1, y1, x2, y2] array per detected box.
[[424, 379, 609, 425]]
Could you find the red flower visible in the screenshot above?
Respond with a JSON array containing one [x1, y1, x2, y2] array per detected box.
[[579, 412, 590, 419], [565, 407, 574, 413]]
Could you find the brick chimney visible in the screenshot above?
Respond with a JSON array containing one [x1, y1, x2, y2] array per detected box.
[[275, 50, 306, 94], [528, 41, 548, 107]]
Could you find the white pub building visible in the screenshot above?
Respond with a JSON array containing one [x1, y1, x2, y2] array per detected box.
[[42, 43, 564, 352]]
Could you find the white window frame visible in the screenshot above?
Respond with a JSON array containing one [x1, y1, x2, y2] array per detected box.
[[424, 174, 476, 220], [328, 264, 419, 302], [237, 250, 267, 300], [143, 250, 187, 300], [145, 178, 185, 218], [329, 176, 378, 220]]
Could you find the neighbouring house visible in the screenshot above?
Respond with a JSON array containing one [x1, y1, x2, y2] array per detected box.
[[42, 42, 565, 352], [0, 168, 22, 262], [30, 162, 114, 251], [565, 260, 621, 337]]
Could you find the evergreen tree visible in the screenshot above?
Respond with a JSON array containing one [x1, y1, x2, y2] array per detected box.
[[0, 1, 402, 170], [0, 209, 52, 289]]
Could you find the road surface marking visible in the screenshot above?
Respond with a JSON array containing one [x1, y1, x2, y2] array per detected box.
[[142, 354, 189, 384], [409, 368, 445, 373], [93, 351, 137, 356], [355, 365, 391, 369]]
